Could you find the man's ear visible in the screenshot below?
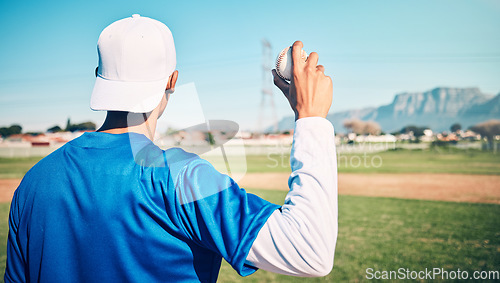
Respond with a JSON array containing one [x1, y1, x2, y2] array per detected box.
[[166, 70, 178, 92]]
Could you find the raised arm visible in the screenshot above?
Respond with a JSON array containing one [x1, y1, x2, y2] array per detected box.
[[246, 41, 337, 277]]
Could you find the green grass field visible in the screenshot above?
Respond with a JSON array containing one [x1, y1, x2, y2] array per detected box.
[[246, 148, 500, 175], [2, 148, 500, 179], [0, 157, 42, 179], [0, 148, 499, 281], [217, 189, 499, 282], [337, 148, 500, 175], [0, 190, 497, 282]]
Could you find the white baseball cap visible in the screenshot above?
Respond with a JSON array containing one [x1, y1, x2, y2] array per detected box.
[[90, 14, 176, 113]]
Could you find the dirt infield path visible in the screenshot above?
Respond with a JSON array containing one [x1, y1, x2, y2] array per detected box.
[[1, 173, 499, 204], [237, 173, 500, 204]]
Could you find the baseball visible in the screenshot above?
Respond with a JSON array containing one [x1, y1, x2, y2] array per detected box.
[[275, 46, 308, 81]]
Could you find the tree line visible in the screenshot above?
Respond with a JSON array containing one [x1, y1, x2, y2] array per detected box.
[[0, 119, 96, 138], [47, 119, 96, 133], [343, 119, 500, 147], [0, 125, 22, 138]]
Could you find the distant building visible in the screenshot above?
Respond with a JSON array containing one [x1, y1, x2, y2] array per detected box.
[[1, 132, 85, 147], [354, 135, 397, 143], [420, 129, 434, 142]]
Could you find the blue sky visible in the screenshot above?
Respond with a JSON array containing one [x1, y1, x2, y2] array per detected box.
[[0, 0, 499, 132]]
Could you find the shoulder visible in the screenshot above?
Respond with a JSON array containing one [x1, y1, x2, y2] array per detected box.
[[162, 147, 203, 182], [168, 150, 235, 206], [164, 148, 219, 178], [164, 147, 199, 164], [12, 143, 70, 202], [24, 144, 69, 178]]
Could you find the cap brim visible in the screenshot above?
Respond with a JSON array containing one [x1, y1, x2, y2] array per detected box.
[[90, 76, 168, 113]]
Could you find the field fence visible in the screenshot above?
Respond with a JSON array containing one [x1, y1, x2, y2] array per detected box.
[[0, 141, 486, 158]]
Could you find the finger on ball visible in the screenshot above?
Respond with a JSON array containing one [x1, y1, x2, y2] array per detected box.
[[307, 52, 319, 67], [292, 41, 304, 68]]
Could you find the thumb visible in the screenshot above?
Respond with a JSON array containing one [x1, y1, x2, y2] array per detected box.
[[272, 69, 290, 97]]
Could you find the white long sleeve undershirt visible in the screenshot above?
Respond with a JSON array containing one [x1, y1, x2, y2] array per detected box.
[[246, 117, 338, 277]]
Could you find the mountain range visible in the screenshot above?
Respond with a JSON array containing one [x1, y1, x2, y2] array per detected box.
[[274, 87, 500, 133]]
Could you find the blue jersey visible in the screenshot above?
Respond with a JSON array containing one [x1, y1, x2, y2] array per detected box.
[[5, 132, 279, 282]]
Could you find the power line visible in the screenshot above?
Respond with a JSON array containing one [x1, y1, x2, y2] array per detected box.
[[256, 39, 278, 133]]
